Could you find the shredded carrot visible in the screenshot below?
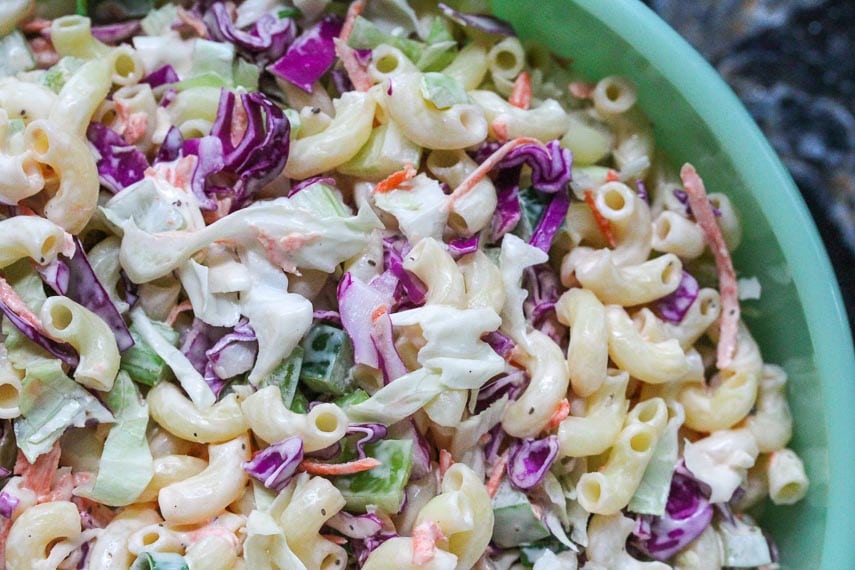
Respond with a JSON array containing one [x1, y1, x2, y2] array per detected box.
[[412, 520, 445, 565], [334, 38, 373, 92], [544, 399, 570, 432], [605, 169, 620, 182], [374, 163, 417, 194], [491, 118, 509, 143], [322, 534, 349, 545], [21, 18, 53, 35], [28, 37, 59, 68], [202, 196, 233, 225], [370, 305, 388, 323], [165, 300, 194, 327], [568, 81, 596, 100], [299, 457, 381, 476], [15, 442, 61, 495], [485, 450, 510, 498], [680, 163, 740, 370], [339, 0, 366, 42], [583, 189, 617, 248], [176, 6, 208, 38], [0, 277, 57, 338], [448, 137, 545, 205], [16, 204, 38, 216], [439, 449, 453, 480], [509, 71, 532, 110]]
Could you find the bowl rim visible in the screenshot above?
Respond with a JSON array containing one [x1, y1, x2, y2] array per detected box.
[[557, 0, 855, 564]]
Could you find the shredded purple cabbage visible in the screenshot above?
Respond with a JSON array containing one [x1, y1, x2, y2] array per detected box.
[[0, 466, 8, 478], [180, 319, 257, 397], [490, 167, 522, 240], [0, 491, 18, 518], [267, 15, 343, 93], [242, 436, 304, 492], [674, 188, 722, 218], [482, 330, 515, 358], [326, 510, 384, 539], [331, 68, 354, 95], [437, 3, 515, 36], [636, 179, 649, 204], [382, 237, 427, 307], [154, 126, 184, 164], [447, 234, 479, 257], [142, 64, 179, 89], [86, 122, 149, 193], [58, 239, 135, 352], [182, 90, 290, 210], [475, 369, 525, 413], [36, 260, 70, 296], [312, 309, 342, 325], [523, 265, 566, 346], [347, 424, 388, 459], [205, 319, 257, 380], [337, 272, 383, 369], [205, 2, 295, 65], [630, 471, 714, 561], [90, 21, 141, 44], [499, 140, 573, 194], [507, 435, 559, 490], [352, 531, 398, 566], [529, 190, 569, 252], [370, 310, 408, 383], [653, 271, 700, 324], [288, 176, 337, 197], [0, 286, 79, 367]]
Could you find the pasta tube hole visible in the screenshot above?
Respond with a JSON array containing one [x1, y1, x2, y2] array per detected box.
[[321, 552, 347, 570], [112, 51, 137, 80], [29, 127, 50, 156], [375, 55, 399, 74], [579, 477, 602, 504], [776, 482, 804, 502], [313, 411, 342, 434], [41, 235, 58, 258], [699, 293, 719, 316], [442, 468, 466, 492], [629, 430, 654, 453], [593, 76, 637, 115], [0, 383, 21, 410], [54, 15, 88, 30], [48, 303, 74, 331], [661, 260, 679, 285], [656, 217, 671, 240], [494, 50, 518, 72], [632, 400, 661, 424]]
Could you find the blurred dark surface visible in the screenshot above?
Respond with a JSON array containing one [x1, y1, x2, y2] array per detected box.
[[644, 0, 855, 332]]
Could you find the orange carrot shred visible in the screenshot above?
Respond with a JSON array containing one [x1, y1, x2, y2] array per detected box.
[[439, 449, 453, 480], [299, 457, 381, 476], [680, 163, 740, 370], [374, 163, 417, 194], [449, 137, 545, 205], [544, 399, 570, 432], [584, 189, 617, 248], [339, 0, 366, 42], [165, 300, 194, 327], [370, 305, 387, 323], [412, 520, 445, 565], [605, 169, 620, 182], [485, 451, 510, 498], [568, 81, 596, 100], [492, 118, 509, 143], [509, 71, 532, 110]]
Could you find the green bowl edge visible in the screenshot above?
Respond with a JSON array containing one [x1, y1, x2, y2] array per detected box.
[[494, 0, 855, 567]]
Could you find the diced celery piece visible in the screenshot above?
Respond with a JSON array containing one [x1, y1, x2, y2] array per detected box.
[[511, 187, 551, 241], [0, 31, 34, 78], [347, 16, 423, 63], [130, 551, 189, 570], [334, 389, 370, 409], [492, 480, 551, 547], [717, 517, 772, 568], [420, 72, 468, 109], [41, 56, 86, 92], [188, 40, 235, 86], [289, 183, 350, 217], [120, 322, 179, 387], [260, 347, 304, 408], [337, 439, 413, 514], [338, 122, 422, 181], [299, 325, 354, 396], [140, 4, 178, 36], [233, 58, 260, 90]]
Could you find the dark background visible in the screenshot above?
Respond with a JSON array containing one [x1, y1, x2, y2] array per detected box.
[[644, 0, 855, 332]]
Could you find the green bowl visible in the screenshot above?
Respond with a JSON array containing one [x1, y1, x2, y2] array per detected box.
[[491, 0, 855, 567]]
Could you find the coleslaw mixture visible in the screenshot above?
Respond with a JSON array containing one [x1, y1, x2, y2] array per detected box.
[[0, 1, 807, 569]]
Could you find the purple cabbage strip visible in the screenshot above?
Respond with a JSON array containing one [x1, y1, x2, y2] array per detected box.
[[475, 369, 525, 413], [371, 312, 407, 384], [142, 64, 180, 89], [330, 68, 354, 95], [482, 330, 515, 359], [288, 176, 337, 197], [36, 260, 70, 296], [242, 436, 304, 492], [61, 238, 135, 352], [490, 167, 522, 241], [267, 15, 343, 93], [0, 297, 78, 366], [325, 511, 384, 539], [653, 271, 700, 324], [0, 466, 8, 478], [447, 234, 479, 258], [0, 491, 18, 518], [382, 237, 427, 307], [206, 320, 257, 396], [155, 126, 184, 164], [205, 2, 295, 65], [90, 20, 141, 44], [674, 188, 721, 218], [437, 3, 515, 36], [347, 424, 387, 459], [337, 272, 382, 369], [630, 471, 714, 561], [636, 179, 649, 204], [523, 265, 566, 347], [86, 122, 149, 193], [529, 189, 569, 252], [499, 140, 573, 194], [507, 435, 559, 490], [484, 425, 506, 466], [353, 531, 398, 567], [204, 90, 291, 209]]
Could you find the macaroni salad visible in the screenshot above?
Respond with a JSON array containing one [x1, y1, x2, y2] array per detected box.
[[0, 1, 808, 569]]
